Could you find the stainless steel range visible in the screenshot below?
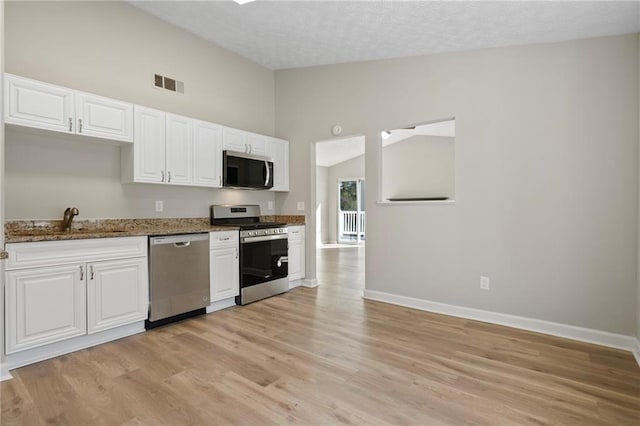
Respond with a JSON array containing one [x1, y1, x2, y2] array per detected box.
[[210, 205, 289, 305]]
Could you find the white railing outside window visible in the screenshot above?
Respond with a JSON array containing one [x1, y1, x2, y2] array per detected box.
[[340, 211, 365, 239]]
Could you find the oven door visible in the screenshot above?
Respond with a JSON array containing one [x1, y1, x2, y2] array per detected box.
[[240, 234, 288, 289]]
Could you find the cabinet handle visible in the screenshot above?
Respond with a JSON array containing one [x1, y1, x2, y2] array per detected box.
[[80, 265, 84, 280], [236, 247, 238, 259], [168, 171, 171, 183], [161, 171, 165, 182], [78, 118, 83, 133], [90, 265, 94, 280], [221, 237, 230, 241], [69, 117, 73, 132]]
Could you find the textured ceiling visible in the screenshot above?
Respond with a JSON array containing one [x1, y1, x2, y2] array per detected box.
[[130, 0, 640, 70]]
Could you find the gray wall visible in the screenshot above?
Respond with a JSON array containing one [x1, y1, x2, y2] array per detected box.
[[638, 33, 640, 343], [382, 135, 454, 201], [4, 1, 276, 220], [276, 35, 639, 336]]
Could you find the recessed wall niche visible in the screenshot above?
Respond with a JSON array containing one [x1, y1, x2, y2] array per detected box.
[[380, 118, 455, 202]]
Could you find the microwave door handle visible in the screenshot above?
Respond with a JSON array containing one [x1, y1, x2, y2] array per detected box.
[[264, 161, 270, 187]]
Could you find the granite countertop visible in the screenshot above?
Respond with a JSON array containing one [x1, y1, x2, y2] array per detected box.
[[4, 215, 305, 244]]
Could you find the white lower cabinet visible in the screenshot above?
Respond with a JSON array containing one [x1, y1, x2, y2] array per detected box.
[[5, 264, 86, 354], [209, 231, 239, 302], [288, 226, 306, 282], [87, 257, 148, 334], [4, 237, 148, 356]]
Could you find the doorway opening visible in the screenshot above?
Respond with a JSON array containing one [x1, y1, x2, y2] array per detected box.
[[338, 178, 365, 243], [314, 135, 365, 290]]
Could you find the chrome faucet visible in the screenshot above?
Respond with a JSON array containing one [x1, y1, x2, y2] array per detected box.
[[62, 207, 79, 232]]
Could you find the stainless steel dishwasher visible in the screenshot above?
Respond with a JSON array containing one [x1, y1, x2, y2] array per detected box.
[[147, 233, 210, 328]]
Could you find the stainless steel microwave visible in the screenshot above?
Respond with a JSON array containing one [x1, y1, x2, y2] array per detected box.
[[222, 150, 274, 190]]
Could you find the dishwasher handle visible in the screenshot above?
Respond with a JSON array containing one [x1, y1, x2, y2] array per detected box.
[[150, 233, 209, 245]]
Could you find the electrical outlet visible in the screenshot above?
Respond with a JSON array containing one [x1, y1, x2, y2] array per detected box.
[[155, 200, 163, 212], [268, 201, 274, 210], [297, 201, 305, 211], [480, 276, 490, 291]]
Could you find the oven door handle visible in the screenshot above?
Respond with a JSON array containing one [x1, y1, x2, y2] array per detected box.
[[242, 234, 288, 243], [277, 256, 289, 268]]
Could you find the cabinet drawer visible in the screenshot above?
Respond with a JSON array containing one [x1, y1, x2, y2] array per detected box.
[[209, 231, 239, 249], [288, 226, 305, 241], [6, 237, 147, 270]]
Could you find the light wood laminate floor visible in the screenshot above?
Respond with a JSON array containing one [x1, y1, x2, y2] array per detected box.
[[2, 247, 639, 425]]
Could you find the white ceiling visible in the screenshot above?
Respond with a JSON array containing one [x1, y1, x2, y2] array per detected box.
[[316, 136, 365, 167], [130, 0, 640, 70], [316, 120, 454, 167]]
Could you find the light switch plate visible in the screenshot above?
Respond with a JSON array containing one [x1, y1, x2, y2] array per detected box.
[[155, 200, 163, 212], [297, 201, 305, 211], [268, 201, 274, 210]]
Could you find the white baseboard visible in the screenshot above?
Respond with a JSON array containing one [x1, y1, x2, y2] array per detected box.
[[633, 338, 640, 367], [289, 279, 302, 289], [2, 322, 145, 380], [0, 364, 12, 381], [302, 278, 319, 288], [206, 298, 236, 313], [363, 290, 639, 366]]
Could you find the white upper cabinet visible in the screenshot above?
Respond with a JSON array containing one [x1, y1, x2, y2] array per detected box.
[[268, 137, 290, 192], [76, 91, 133, 142], [4, 73, 75, 134], [130, 105, 166, 184], [165, 113, 194, 186], [246, 132, 267, 156], [4, 73, 133, 143], [193, 120, 223, 188], [222, 127, 247, 153], [124, 108, 196, 186]]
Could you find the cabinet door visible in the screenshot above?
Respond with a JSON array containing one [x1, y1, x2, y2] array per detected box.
[[193, 119, 222, 187], [5, 264, 86, 354], [210, 246, 239, 302], [222, 127, 247, 153], [268, 137, 289, 192], [165, 113, 194, 185], [288, 226, 305, 281], [4, 73, 74, 134], [246, 132, 267, 156], [76, 91, 133, 142], [133, 106, 166, 183], [87, 257, 148, 334]]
